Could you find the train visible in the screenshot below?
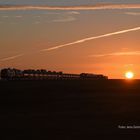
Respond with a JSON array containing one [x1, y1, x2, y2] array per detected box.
[[0, 68, 108, 80]]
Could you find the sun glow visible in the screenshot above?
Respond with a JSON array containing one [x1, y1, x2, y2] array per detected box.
[[125, 71, 134, 79]]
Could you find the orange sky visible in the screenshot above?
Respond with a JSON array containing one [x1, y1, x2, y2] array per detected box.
[[0, 3, 140, 79]]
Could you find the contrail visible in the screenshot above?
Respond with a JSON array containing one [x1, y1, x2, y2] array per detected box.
[[0, 4, 140, 11], [0, 54, 24, 61], [125, 12, 140, 16], [1, 26, 140, 61], [40, 26, 140, 52], [89, 51, 140, 57]]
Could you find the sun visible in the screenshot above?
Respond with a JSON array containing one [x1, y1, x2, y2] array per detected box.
[[125, 71, 134, 79]]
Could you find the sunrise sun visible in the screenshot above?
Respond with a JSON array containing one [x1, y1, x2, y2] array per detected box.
[[125, 71, 134, 79]]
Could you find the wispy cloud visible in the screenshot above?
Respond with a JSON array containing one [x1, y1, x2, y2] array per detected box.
[[52, 16, 76, 22], [14, 15, 23, 18], [125, 12, 140, 16], [0, 54, 24, 61], [40, 26, 140, 51], [0, 4, 140, 11], [67, 11, 80, 15], [43, 11, 80, 15], [89, 51, 140, 57], [124, 64, 134, 67], [1, 26, 140, 62], [2, 15, 9, 18], [43, 12, 60, 15], [1, 15, 23, 18], [33, 21, 41, 24], [48, 11, 80, 23]]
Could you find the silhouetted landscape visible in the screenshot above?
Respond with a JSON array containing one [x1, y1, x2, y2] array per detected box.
[[1, 73, 140, 138], [0, 0, 140, 139]]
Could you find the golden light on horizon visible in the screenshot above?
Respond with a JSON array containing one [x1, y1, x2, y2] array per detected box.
[[125, 71, 134, 79]]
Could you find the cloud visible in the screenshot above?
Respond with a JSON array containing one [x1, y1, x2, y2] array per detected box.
[[40, 26, 140, 51], [48, 11, 80, 23], [124, 64, 134, 67], [43, 11, 80, 15], [0, 54, 24, 61], [67, 11, 80, 15], [52, 16, 76, 22], [0, 4, 140, 11], [1, 15, 23, 18], [2, 15, 9, 18], [14, 15, 22, 18], [33, 21, 41, 24], [43, 12, 61, 15], [1, 26, 140, 62], [125, 12, 140, 16], [89, 51, 140, 57]]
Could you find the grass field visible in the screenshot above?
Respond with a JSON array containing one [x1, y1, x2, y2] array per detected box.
[[0, 79, 140, 139]]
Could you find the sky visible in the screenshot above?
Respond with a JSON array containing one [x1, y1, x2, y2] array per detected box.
[[0, 0, 140, 79]]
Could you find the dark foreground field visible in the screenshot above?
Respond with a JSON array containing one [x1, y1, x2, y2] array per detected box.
[[0, 79, 140, 139]]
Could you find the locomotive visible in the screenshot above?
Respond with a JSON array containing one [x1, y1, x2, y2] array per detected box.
[[80, 73, 108, 79], [0, 68, 108, 80]]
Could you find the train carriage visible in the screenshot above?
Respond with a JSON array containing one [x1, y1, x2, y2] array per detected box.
[[0, 68, 108, 80]]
